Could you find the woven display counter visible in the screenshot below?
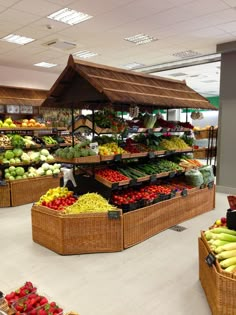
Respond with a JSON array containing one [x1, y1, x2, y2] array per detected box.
[[123, 186, 215, 248], [10, 176, 61, 207], [31, 205, 123, 255], [199, 235, 236, 315], [0, 182, 11, 207]]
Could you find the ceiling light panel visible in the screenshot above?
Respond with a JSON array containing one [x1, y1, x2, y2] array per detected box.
[[47, 8, 93, 25], [172, 50, 202, 59], [73, 50, 98, 59], [124, 33, 158, 45], [34, 62, 57, 68], [123, 62, 145, 69], [1, 34, 35, 45]]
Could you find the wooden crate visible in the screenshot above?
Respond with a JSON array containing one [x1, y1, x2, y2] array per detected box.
[[31, 205, 123, 255], [0, 182, 11, 207], [10, 176, 61, 207], [199, 236, 236, 315], [123, 186, 215, 248]]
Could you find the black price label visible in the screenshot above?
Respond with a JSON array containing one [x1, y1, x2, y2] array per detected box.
[[0, 147, 5, 153], [150, 174, 156, 183], [129, 179, 137, 186], [108, 210, 121, 219], [148, 152, 155, 159], [161, 128, 168, 133], [52, 128, 58, 133], [205, 253, 216, 267], [181, 188, 188, 197], [208, 182, 214, 189], [53, 173, 58, 178], [130, 126, 139, 133], [170, 191, 176, 198], [111, 182, 119, 190], [169, 171, 175, 178], [147, 129, 153, 135], [114, 154, 122, 162], [0, 180, 7, 186]]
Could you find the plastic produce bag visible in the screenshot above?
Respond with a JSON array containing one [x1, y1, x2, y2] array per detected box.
[[185, 169, 204, 187], [199, 165, 214, 185], [61, 167, 77, 187]]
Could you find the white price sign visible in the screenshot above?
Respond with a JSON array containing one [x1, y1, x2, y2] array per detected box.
[[90, 142, 99, 154]]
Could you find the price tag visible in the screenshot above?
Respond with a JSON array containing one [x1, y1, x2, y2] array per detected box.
[[129, 179, 137, 186], [129, 126, 139, 133], [170, 191, 176, 198], [150, 174, 156, 183], [148, 152, 155, 159], [0, 180, 7, 186], [111, 182, 119, 190], [208, 182, 214, 189], [181, 188, 188, 197], [200, 184, 205, 189], [114, 154, 122, 162], [147, 129, 153, 135], [0, 147, 5, 153], [108, 210, 121, 219], [52, 128, 58, 133], [169, 171, 175, 178], [90, 142, 99, 155], [205, 253, 216, 267], [161, 128, 168, 133]]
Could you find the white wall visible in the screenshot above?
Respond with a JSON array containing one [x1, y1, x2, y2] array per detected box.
[[0, 65, 58, 90]]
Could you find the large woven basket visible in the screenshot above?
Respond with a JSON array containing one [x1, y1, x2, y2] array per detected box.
[[124, 186, 215, 248], [199, 236, 236, 315], [0, 182, 11, 207], [31, 205, 123, 255], [10, 176, 61, 207]]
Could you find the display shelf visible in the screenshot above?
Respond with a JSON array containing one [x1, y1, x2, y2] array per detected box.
[[0, 127, 67, 132]]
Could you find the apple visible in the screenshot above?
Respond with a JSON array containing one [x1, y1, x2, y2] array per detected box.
[[221, 217, 227, 224], [215, 219, 221, 226]]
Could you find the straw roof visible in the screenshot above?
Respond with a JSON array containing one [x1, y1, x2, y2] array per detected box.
[[42, 55, 216, 110], [0, 86, 47, 106]]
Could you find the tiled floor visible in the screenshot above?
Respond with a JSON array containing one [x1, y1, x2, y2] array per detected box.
[[0, 192, 228, 315]]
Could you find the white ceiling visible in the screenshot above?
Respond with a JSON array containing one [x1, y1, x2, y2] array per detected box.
[[0, 0, 235, 95]]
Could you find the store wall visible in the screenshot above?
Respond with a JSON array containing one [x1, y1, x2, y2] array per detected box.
[[0, 65, 57, 90], [217, 51, 236, 194]]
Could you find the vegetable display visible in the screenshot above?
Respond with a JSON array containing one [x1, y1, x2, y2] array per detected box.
[[99, 142, 127, 156], [95, 169, 129, 182], [160, 137, 191, 150], [55, 141, 96, 159]]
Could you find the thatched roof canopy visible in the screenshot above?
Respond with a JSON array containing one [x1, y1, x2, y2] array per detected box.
[[42, 55, 216, 110]]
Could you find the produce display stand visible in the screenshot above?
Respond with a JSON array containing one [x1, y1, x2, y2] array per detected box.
[[34, 55, 217, 254], [199, 231, 236, 315], [31, 204, 123, 255], [10, 175, 61, 207], [0, 182, 11, 207]]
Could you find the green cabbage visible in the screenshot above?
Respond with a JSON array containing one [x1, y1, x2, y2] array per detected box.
[[13, 148, 23, 157], [5, 150, 14, 160], [40, 149, 49, 156], [15, 167, 25, 176]]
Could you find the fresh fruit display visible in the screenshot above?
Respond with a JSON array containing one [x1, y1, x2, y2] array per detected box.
[[204, 227, 236, 273], [42, 136, 58, 145], [4, 163, 61, 180], [55, 141, 96, 159], [124, 138, 148, 153], [0, 134, 11, 146], [64, 193, 117, 214], [0, 148, 54, 165], [95, 169, 129, 182], [40, 194, 77, 211], [99, 142, 128, 156], [37, 187, 73, 206], [160, 137, 191, 150], [61, 135, 80, 145], [0, 117, 16, 128], [112, 184, 172, 208], [5, 281, 37, 306], [20, 118, 45, 128]]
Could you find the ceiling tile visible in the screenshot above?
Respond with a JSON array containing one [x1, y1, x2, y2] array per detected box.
[[218, 20, 236, 32], [222, 0, 236, 6], [183, 0, 229, 17], [12, 0, 62, 17], [46, 0, 74, 5], [0, 8, 40, 25], [0, 0, 20, 6]]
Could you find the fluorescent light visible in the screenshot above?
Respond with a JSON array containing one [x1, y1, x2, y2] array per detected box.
[[34, 62, 57, 68], [123, 62, 145, 69], [1, 34, 35, 45], [124, 33, 157, 45], [73, 50, 98, 59], [47, 8, 93, 25]]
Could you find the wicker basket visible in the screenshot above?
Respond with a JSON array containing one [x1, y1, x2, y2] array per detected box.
[[0, 182, 11, 207], [123, 186, 215, 248], [55, 156, 100, 164], [194, 129, 209, 139], [199, 236, 236, 315], [10, 176, 61, 207], [31, 205, 123, 255], [129, 152, 148, 158]]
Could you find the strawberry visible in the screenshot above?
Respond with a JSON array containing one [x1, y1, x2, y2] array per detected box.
[[15, 304, 24, 312], [40, 298, 48, 305], [38, 309, 47, 315], [49, 302, 56, 308]]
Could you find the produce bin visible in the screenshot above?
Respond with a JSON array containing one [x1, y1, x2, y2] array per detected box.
[[10, 176, 61, 207], [0, 182, 11, 207], [199, 235, 236, 315], [31, 205, 123, 255], [123, 186, 215, 248]]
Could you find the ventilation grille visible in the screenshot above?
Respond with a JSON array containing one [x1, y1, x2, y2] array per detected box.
[[169, 225, 187, 232], [44, 39, 76, 51]]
